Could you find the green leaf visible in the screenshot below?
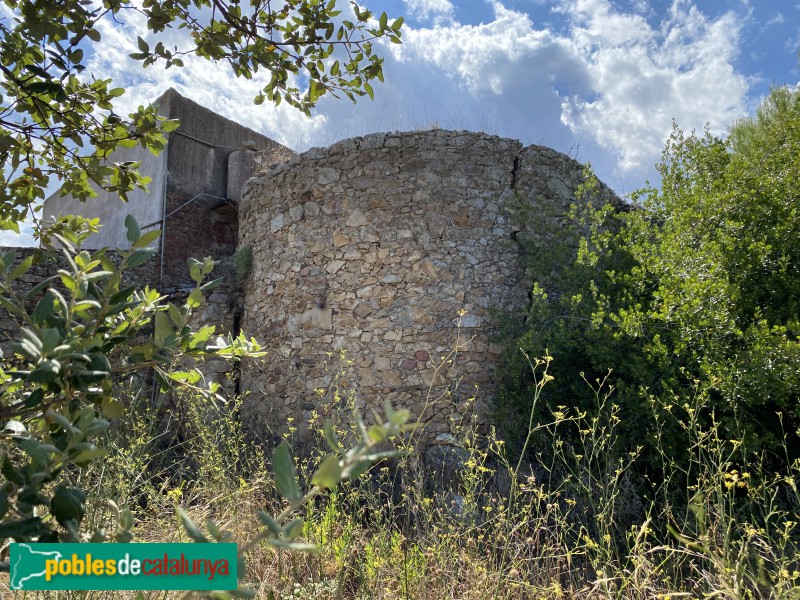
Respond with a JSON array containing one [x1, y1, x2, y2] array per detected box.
[[2, 455, 24, 485], [368, 424, 387, 442], [272, 441, 302, 502], [205, 518, 223, 541], [101, 397, 125, 419], [311, 453, 342, 490], [73, 300, 102, 312], [23, 389, 44, 409], [124, 215, 141, 243], [51, 485, 86, 527], [168, 370, 202, 384], [322, 419, 342, 452], [23, 276, 57, 302], [72, 445, 108, 465], [283, 518, 304, 540], [200, 277, 223, 291], [189, 259, 203, 283], [31, 291, 55, 326], [120, 508, 135, 530], [256, 511, 281, 536], [27, 359, 61, 384], [177, 507, 209, 542], [0, 296, 22, 316], [109, 286, 136, 305], [127, 248, 154, 268], [40, 327, 61, 354], [0, 517, 44, 540], [133, 229, 161, 248], [187, 288, 203, 308], [160, 119, 180, 133], [154, 311, 172, 347], [19, 439, 50, 468], [8, 255, 34, 281], [0, 488, 8, 519], [115, 530, 134, 543], [384, 400, 410, 426]]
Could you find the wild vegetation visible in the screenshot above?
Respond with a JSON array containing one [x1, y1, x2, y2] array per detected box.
[[0, 94, 797, 600], [1, 0, 799, 596]]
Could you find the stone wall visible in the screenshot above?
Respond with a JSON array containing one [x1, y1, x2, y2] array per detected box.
[[238, 130, 619, 440], [7, 128, 620, 444]]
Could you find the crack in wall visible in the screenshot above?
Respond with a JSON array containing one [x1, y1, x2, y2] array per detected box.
[[510, 153, 521, 191]]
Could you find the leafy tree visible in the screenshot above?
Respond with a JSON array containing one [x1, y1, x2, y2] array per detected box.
[[0, 0, 403, 229], [0, 217, 261, 539], [503, 86, 800, 472]]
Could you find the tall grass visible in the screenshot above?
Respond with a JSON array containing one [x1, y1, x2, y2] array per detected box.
[[5, 358, 798, 599]]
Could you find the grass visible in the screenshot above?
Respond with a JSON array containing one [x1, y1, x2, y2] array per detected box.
[[3, 356, 799, 599]]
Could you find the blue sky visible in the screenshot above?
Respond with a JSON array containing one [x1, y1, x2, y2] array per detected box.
[[1, 0, 799, 245]]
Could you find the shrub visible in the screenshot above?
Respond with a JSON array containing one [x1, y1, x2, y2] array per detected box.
[[500, 86, 800, 487]]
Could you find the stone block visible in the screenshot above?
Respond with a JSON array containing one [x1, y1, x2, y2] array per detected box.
[[270, 212, 286, 233], [332, 230, 350, 247]]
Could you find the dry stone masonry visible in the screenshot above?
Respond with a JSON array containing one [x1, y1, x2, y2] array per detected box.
[[1, 129, 620, 444], [238, 130, 618, 440]]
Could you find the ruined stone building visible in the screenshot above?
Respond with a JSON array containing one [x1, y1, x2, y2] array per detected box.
[[29, 91, 620, 441]]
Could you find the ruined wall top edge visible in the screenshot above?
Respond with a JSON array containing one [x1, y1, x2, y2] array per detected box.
[[235, 129, 620, 439], [241, 129, 624, 218], [254, 129, 589, 178]]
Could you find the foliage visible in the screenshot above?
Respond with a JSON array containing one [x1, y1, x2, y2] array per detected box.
[[235, 245, 253, 282], [0, 215, 261, 544], [501, 85, 800, 475], [0, 0, 403, 229], [0, 216, 410, 595], [64, 354, 798, 600]]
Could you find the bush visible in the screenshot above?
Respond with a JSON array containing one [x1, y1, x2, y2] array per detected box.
[[500, 86, 800, 486]]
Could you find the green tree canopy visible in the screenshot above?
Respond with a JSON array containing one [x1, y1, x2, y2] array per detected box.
[[0, 0, 403, 230], [503, 85, 800, 470]]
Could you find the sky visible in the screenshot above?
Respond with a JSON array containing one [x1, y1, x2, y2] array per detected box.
[[1, 0, 799, 245]]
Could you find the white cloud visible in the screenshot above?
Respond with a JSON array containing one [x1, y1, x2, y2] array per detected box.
[[0, 222, 36, 247], [765, 12, 785, 28], [86, 9, 328, 150], [81, 0, 752, 182], [403, 0, 454, 21], [558, 0, 748, 170]]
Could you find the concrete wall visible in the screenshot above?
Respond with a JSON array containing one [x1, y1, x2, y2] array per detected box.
[[42, 88, 295, 289], [42, 136, 168, 251], [237, 130, 620, 441], [156, 91, 295, 288]]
